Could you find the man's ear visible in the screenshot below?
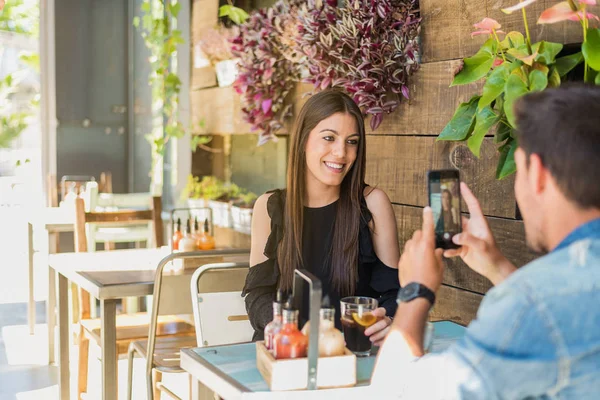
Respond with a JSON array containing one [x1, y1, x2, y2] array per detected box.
[[528, 153, 547, 196]]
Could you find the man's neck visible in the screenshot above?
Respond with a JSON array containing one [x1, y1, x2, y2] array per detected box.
[[545, 202, 600, 251]]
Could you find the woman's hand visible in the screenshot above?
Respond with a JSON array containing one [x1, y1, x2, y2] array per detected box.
[[364, 307, 392, 347]]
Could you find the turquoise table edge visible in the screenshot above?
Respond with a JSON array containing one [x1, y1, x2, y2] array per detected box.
[[186, 320, 467, 393]]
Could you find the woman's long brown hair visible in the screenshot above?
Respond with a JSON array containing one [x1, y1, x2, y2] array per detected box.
[[277, 90, 367, 296]]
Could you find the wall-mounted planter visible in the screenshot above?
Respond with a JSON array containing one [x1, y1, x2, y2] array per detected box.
[[208, 200, 233, 228], [231, 205, 252, 235], [215, 59, 239, 87]]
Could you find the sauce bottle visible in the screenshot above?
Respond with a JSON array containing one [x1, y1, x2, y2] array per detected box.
[[264, 290, 283, 351], [273, 297, 308, 359], [172, 218, 183, 251], [301, 295, 346, 357], [196, 218, 216, 250], [179, 219, 197, 252]]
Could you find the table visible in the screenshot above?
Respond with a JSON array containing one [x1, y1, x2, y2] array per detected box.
[[48, 247, 170, 400], [27, 207, 75, 336], [48, 247, 250, 400], [181, 320, 467, 400]]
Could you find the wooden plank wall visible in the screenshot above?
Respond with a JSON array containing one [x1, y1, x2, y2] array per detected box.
[[362, 0, 568, 325], [189, 1, 584, 325], [355, 0, 580, 324]]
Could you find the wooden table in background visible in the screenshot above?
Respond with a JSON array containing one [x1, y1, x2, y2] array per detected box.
[[47, 247, 250, 400], [48, 248, 169, 400]]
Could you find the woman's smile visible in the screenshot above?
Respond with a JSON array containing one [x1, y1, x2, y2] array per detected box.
[[324, 161, 346, 174]]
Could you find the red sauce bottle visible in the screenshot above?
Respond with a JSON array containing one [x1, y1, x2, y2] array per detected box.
[[273, 302, 307, 359], [172, 218, 183, 250]]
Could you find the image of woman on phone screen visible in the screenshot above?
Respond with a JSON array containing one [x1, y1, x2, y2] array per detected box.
[[242, 89, 401, 347], [436, 187, 460, 234]]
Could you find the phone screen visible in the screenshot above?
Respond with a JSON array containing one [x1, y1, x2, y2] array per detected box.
[[428, 170, 461, 249]]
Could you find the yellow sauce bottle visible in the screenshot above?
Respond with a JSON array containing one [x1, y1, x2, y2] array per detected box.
[[196, 218, 216, 250]]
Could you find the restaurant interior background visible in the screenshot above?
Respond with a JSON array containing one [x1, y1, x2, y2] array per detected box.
[[0, 0, 593, 398]]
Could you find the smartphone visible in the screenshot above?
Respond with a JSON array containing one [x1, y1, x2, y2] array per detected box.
[[427, 169, 462, 249]]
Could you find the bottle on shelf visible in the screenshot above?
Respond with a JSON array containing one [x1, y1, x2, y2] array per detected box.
[[172, 218, 183, 251], [273, 296, 308, 360], [196, 218, 216, 250], [264, 290, 284, 351], [179, 218, 197, 252]]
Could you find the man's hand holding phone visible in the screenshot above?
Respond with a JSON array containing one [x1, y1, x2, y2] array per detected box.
[[398, 207, 445, 292], [444, 182, 517, 286]]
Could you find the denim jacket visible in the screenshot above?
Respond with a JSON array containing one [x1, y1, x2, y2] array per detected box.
[[373, 219, 600, 399]]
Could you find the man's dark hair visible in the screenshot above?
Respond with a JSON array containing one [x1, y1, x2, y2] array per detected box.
[[514, 84, 600, 209]]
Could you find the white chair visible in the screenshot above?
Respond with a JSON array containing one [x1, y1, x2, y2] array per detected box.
[[82, 181, 154, 250], [191, 262, 254, 347], [126, 250, 251, 400]]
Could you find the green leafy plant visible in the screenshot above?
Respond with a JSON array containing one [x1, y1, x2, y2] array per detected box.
[[182, 175, 225, 200], [0, 0, 39, 150], [219, 2, 249, 25], [438, 0, 600, 179], [134, 0, 185, 157], [235, 191, 258, 208], [0, 75, 30, 148]]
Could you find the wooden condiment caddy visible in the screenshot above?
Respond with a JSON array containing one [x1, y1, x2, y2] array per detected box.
[[255, 341, 356, 391], [255, 269, 357, 391]]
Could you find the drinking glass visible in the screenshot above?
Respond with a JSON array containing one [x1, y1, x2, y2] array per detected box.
[[340, 296, 378, 357]]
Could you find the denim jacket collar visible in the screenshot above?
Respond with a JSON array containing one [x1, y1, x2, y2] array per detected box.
[[554, 217, 600, 252]]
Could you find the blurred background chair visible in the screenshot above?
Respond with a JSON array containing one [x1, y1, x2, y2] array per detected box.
[[73, 196, 197, 399]]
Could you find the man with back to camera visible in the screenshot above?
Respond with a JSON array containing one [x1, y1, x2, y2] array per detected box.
[[371, 85, 600, 399]]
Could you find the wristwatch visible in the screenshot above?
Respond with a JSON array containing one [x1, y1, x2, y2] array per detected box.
[[396, 282, 436, 307]]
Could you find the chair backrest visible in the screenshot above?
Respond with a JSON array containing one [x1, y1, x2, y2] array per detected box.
[[74, 196, 164, 253], [60, 175, 96, 202], [47, 174, 58, 207], [84, 181, 152, 211], [99, 171, 113, 193], [191, 262, 253, 347], [144, 250, 250, 376], [47, 172, 111, 207]]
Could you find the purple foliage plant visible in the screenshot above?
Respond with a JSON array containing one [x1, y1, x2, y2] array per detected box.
[[232, 0, 303, 145], [297, 0, 421, 130]]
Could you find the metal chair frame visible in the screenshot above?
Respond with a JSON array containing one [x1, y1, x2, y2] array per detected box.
[[125, 249, 250, 400]]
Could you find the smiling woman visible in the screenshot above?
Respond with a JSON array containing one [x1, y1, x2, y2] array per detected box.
[[243, 90, 401, 347]]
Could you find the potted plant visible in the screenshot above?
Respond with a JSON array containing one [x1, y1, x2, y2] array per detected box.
[[208, 181, 240, 228], [198, 25, 241, 87], [231, 0, 304, 145], [231, 191, 258, 234], [437, 0, 600, 179], [182, 175, 223, 224], [296, 0, 421, 130]]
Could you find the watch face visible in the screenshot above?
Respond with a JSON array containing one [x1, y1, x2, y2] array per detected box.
[[400, 282, 420, 301]]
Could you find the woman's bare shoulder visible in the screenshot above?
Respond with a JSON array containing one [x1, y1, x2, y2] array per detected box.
[[363, 187, 392, 210]]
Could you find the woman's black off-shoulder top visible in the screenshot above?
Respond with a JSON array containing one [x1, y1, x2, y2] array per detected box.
[[242, 189, 400, 340]]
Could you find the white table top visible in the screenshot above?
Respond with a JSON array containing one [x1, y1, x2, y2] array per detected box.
[[48, 248, 250, 299], [28, 206, 75, 231]]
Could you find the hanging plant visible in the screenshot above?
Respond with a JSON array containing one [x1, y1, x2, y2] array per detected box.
[[231, 0, 303, 145], [296, 0, 421, 130], [134, 0, 185, 156]]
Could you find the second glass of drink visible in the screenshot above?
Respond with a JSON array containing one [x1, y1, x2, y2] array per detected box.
[[340, 296, 378, 357]]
